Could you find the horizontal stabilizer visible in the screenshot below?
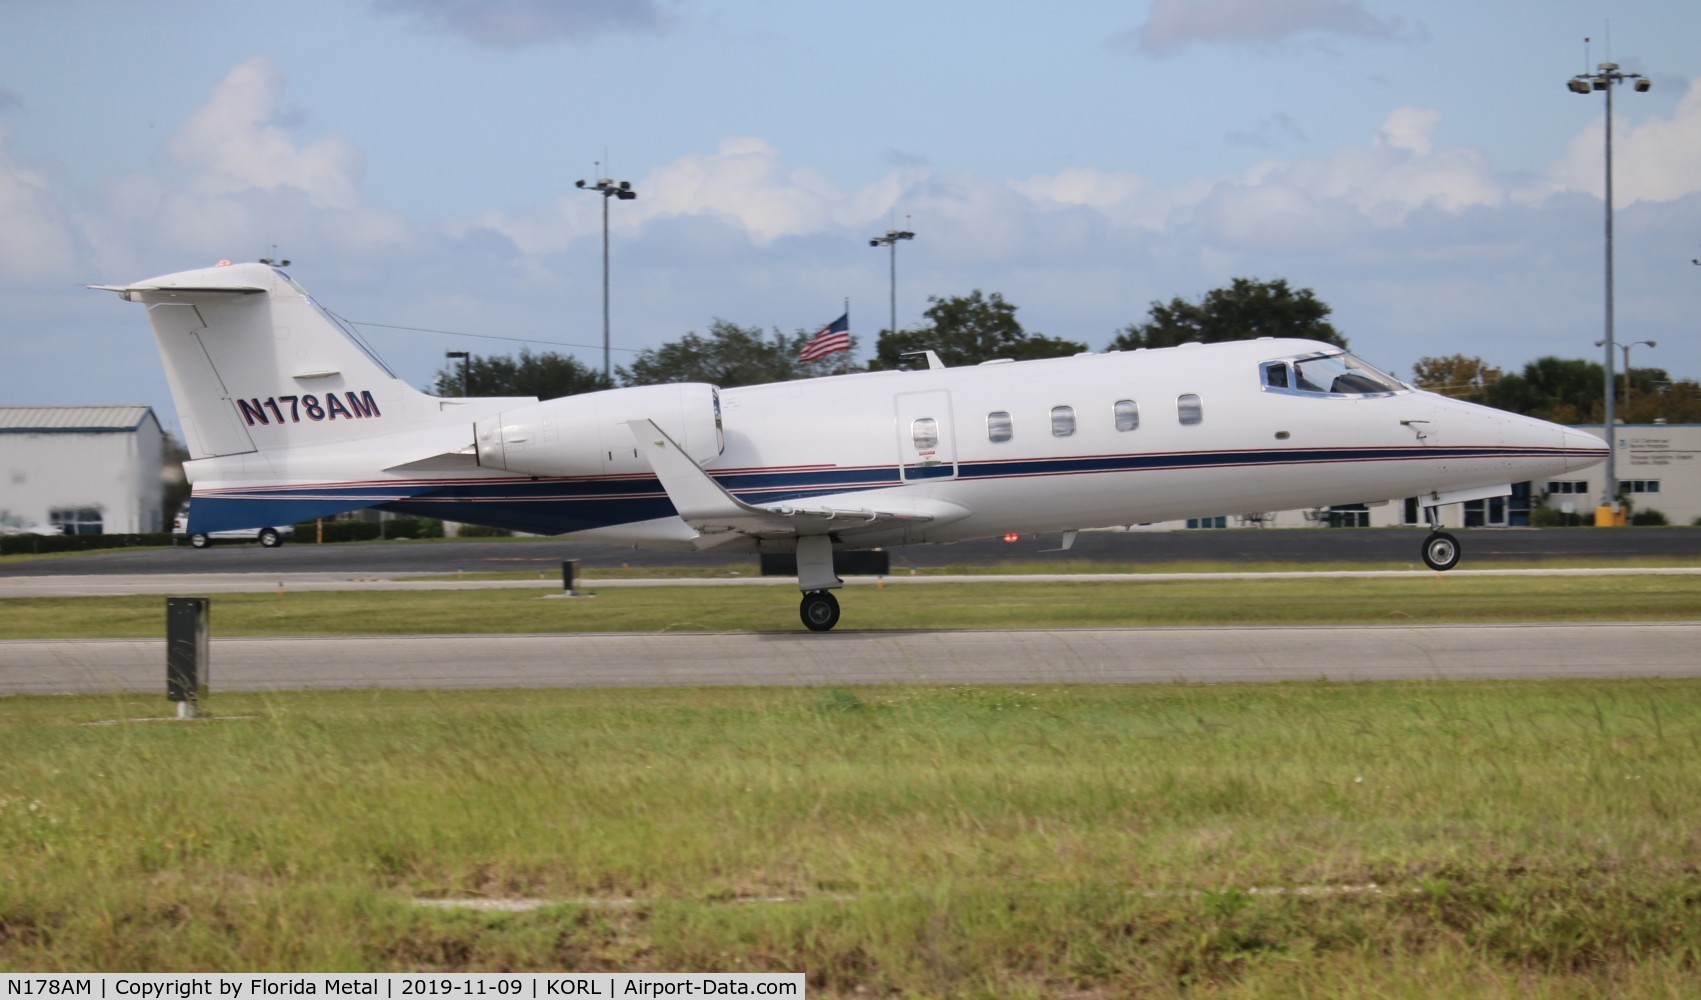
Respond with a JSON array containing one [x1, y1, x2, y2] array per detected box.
[[87, 282, 266, 299]]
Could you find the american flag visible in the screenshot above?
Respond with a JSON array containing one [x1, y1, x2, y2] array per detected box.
[[797, 312, 850, 363]]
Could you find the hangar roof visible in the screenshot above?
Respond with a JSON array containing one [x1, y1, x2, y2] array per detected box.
[[0, 406, 160, 434]]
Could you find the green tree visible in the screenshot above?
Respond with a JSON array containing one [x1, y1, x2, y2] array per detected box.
[[160, 430, 191, 530], [1411, 354, 1503, 399], [1480, 357, 1604, 422], [1622, 374, 1701, 424], [1108, 278, 1346, 351], [618, 319, 861, 388], [431, 348, 612, 399], [873, 290, 1086, 369]]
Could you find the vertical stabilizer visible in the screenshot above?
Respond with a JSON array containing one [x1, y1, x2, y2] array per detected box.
[[94, 262, 431, 459]]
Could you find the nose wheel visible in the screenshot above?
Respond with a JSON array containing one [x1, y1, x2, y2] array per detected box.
[[1421, 531, 1461, 572], [800, 590, 841, 632]]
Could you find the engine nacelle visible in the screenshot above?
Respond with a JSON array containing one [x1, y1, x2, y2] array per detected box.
[[474, 383, 723, 477]]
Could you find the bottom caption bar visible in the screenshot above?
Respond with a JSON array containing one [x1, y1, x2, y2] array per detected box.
[[0, 975, 805, 999]]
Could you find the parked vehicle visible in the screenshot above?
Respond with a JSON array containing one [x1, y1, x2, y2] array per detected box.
[[172, 504, 292, 549]]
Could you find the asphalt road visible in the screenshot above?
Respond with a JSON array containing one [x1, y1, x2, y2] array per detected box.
[[5, 623, 1697, 696], [4, 527, 1698, 578]]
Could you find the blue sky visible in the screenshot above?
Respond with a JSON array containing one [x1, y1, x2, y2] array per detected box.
[[3, 0, 1700, 434]]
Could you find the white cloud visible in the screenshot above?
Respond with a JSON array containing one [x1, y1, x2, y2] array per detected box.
[[460, 137, 898, 254], [0, 124, 77, 283], [60, 57, 422, 267], [168, 56, 364, 210], [1017, 108, 1500, 237], [1537, 76, 1701, 207], [1374, 107, 1441, 157], [1015, 167, 1209, 231], [641, 137, 845, 241], [1123, 0, 1423, 58]]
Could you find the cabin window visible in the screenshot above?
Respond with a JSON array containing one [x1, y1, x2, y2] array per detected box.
[[987, 411, 1013, 443], [1177, 394, 1203, 426], [912, 418, 938, 451], [1113, 399, 1139, 431], [1051, 406, 1076, 437]]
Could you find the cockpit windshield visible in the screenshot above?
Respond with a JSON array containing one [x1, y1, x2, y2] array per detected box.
[[1261, 351, 1405, 396]]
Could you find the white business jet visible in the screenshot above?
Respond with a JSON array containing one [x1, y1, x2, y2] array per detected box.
[[96, 262, 1607, 631]]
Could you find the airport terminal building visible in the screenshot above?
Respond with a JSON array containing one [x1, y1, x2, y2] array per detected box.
[[0, 406, 167, 535]]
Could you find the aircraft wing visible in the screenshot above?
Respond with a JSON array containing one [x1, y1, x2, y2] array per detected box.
[[628, 419, 961, 546]]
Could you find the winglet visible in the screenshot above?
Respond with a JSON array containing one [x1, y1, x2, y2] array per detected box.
[[628, 419, 779, 533]]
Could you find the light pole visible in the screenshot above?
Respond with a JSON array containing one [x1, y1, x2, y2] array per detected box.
[[576, 171, 638, 382], [1568, 60, 1651, 524], [1596, 338, 1656, 411], [444, 351, 470, 397], [868, 227, 915, 338]]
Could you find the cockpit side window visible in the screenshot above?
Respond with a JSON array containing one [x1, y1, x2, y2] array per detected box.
[[1262, 352, 1404, 397]]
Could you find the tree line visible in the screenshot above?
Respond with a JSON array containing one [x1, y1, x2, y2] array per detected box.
[[430, 277, 1699, 424], [1411, 354, 1701, 424]]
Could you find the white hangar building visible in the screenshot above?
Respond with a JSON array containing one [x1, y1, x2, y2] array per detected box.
[[0, 406, 167, 535]]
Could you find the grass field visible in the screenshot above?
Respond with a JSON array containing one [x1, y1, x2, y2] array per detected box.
[[4, 566, 1699, 992], [3, 571, 1701, 638], [3, 682, 1700, 995]]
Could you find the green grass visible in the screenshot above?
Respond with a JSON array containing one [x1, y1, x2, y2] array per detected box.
[[3, 682, 1700, 994], [2, 572, 1699, 639]]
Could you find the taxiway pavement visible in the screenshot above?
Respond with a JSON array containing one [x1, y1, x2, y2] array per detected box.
[[4, 623, 1697, 696]]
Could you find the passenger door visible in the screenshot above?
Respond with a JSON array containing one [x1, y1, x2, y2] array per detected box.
[[894, 390, 957, 482]]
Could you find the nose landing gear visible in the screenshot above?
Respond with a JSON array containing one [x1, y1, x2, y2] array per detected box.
[[1419, 502, 1461, 572], [1421, 531, 1461, 572]]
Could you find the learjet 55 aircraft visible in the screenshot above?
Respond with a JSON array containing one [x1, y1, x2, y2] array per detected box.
[[97, 262, 1607, 630]]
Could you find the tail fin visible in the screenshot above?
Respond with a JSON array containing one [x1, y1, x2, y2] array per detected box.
[[94, 262, 431, 459]]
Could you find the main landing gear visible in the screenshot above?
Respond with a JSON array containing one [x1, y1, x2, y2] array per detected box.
[[1419, 503, 1461, 572], [795, 534, 845, 632], [800, 591, 841, 632]]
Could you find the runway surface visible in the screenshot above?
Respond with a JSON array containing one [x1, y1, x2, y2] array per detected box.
[[4, 527, 1698, 578], [4, 566, 1699, 598], [5, 623, 1698, 696]]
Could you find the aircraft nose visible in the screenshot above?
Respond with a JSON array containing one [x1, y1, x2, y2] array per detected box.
[[1560, 425, 1609, 472]]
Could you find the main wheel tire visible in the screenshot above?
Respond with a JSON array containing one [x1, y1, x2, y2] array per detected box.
[[800, 591, 841, 632], [1421, 531, 1461, 572], [189, 533, 211, 549], [259, 528, 282, 548]]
